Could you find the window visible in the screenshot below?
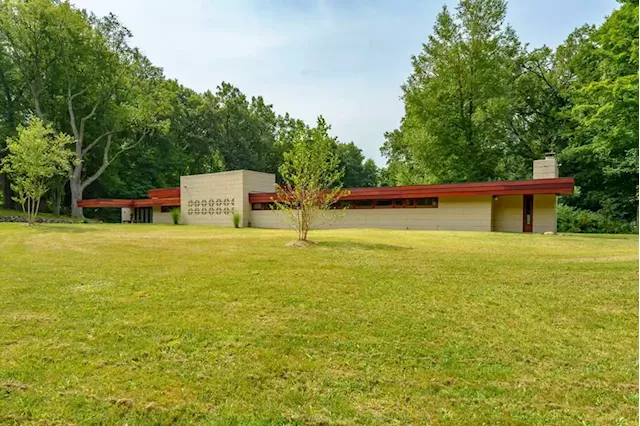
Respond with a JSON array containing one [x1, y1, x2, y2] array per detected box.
[[161, 205, 179, 213], [354, 200, 373, 208], [252, 203, 274, 210], [416, 197, 438, 208], [393, 199, 404, 208], [374, 199, 393, 208], [406, 199, 416, 207]]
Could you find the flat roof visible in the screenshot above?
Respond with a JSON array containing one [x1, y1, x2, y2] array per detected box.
[[249, 177, 575, 203]]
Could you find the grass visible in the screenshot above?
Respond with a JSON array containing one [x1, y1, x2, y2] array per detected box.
[[0, 207, 82, 222], [0, 224, 637, 425]]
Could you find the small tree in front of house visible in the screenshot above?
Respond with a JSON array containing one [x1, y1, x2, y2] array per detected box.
[[273, 117, 347, 243], [1, 118, 75, 225]]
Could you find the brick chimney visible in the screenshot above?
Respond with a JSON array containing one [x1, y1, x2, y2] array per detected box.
[[533, 153, 558, 179]]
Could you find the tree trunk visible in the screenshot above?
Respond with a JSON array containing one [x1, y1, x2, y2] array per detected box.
[[70, 172, 83, 218], [52, 186, 62, 216]]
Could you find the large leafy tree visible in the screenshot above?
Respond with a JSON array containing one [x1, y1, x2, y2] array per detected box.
[[559, 0, 639, 220], [337, 142, 378, 187], [383, 0, 522, 185], [0, 0, 172, 217]]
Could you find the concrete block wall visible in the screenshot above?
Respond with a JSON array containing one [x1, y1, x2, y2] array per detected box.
[[242, 171, 276, 227], [180, 171, 245, 226], [491, 194, 557, 233], [121, 207, 132, 223], [533, 157, 559, 179], [491, 195, 523, 233], [250, 196, 493, 231], [533, 194, 557, 233], [152, 207, 173, 224], [179, 170, 276, 227]]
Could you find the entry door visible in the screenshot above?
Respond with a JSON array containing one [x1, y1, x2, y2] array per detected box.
[[523, 195, 533, 232]]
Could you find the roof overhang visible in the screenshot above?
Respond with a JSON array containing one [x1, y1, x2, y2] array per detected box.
[[77, 197, 181, 208], [78, 178, 575, 209], [248, 177, 575, 203], [147, 187, 180, 199]]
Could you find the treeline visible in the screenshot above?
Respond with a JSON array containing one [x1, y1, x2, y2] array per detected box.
[[383, 0, 639, 223], [0, 0, 378, 220]]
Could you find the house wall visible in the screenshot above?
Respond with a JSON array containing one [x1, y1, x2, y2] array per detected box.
[[121, 207, 132, 223], [180, 170, 275, 227], [533, 194, 557, 233], [152, 207, 173, 224], [180, 171, 244, 226], [242, 171, 276, 227], [249, 196, 493, 231], [492, 195, 523, 233], [491, 194, 557, 233]]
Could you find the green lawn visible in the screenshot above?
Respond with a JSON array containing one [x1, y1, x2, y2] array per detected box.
[[0, 224, 637, 425], [0, 208, 82, 222]]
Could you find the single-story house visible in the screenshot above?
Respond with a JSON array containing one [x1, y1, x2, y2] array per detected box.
[[78, 156, 574, 233]]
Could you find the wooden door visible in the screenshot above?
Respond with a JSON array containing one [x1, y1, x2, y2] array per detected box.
[[523, 195, 533, 232]]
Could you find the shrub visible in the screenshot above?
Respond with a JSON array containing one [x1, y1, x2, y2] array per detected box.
[[557, 204, 638, 234], [232, 212, 241, 228], [170, 208, 180, 225]]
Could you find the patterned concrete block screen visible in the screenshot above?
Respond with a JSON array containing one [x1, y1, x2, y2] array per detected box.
[[186, 198, 235, 217]]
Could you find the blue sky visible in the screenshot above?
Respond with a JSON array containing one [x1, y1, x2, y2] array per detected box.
[[73, 0, 617, 165]]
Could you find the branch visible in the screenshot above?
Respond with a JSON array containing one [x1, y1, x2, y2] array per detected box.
[[80, 131, 148, 191], [66, 76, 81, 143], [81, 130, 116, 157]]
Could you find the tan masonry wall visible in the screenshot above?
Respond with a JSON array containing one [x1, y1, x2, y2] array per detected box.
[[242, 171, 276, 227], [491, 194, 557, 233], [152, 207, 173, 224], [491, 195, 523, 233], [249, 196, 493, 231], [533, 194, 557, 233], [179, 170, 275, 227], [121, 207, 132, 223]]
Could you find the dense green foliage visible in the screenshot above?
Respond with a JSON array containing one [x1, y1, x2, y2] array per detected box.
[[170, 208, 180, 225], [557, 204, 638, 234], [0, 225, 637, 423], [0, 0, 377, 220], [383, 0, 638, 223]]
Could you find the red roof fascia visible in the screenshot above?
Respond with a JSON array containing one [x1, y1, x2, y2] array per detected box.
[[147, 187, 180, 199], [78, 196, 181, 208], [77, 199, 135, 208], [248, 177, 575, 203], [131, 197, 180, 207]]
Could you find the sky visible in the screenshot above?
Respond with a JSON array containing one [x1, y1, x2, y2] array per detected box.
[[73, 0, 618, 166]]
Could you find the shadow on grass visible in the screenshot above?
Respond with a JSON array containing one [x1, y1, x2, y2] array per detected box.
[[317, 240, 410, 251]]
